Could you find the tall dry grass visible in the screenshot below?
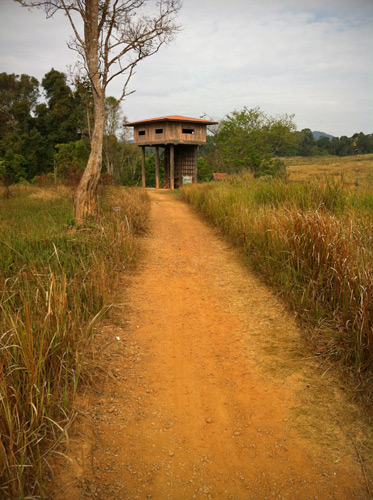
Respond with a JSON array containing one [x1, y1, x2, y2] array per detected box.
[[181, 176, 372, 395], [0, 185, 149, 498]]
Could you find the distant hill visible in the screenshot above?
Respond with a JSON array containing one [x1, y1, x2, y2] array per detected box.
[[312, 131, 334, 140]]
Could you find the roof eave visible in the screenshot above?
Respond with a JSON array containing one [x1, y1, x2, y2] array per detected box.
[[125, 116, 219, 127]]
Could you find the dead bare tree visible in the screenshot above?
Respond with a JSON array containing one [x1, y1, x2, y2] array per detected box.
[[16, 0, 182, 223]]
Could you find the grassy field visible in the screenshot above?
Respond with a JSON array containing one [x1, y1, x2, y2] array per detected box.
[[0, 185, 149, 498], [181, 172, 372, 404], [1, 157, 371, 495], [285, 153, 373, 186]]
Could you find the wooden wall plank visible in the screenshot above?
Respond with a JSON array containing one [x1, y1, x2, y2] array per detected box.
[[133, 121, 207, 146]]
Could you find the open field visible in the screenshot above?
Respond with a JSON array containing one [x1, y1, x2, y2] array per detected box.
[[285, 154, 373, 186], [0, 185, 150, 498]]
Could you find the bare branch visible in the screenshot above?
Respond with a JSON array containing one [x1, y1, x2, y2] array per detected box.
[[98, 0, 111, 32], [16, 0, 79, 17], [17, 0, 181, 106], [60, 0, 85, 48]]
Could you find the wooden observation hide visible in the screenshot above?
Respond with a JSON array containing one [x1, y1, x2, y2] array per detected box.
[[125, 115, 218, 189]]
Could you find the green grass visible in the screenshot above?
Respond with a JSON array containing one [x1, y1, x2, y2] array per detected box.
[[181, 176, 372, 400], [0, 185, 150, 498]]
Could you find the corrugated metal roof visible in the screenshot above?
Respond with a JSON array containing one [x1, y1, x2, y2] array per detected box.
[[125, 115, 218, 126]]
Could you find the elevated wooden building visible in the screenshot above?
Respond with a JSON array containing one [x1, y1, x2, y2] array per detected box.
[[125, 115, 218, 189]]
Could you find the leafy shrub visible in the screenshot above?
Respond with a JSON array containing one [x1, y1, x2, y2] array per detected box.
[[254, 157, 287, 179]]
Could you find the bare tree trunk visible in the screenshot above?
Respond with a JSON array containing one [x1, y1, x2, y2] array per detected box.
[[104, 140, 114, 175], [74, 96, 105, 223], [73, 0, 103, 225], [86, 104, 92, 141], [106, 156, 113, 176]]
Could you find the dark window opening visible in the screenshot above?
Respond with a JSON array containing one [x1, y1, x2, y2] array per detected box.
[[182, 128, 195, 134], [155, 128, 163, 134], [138, 130, 145, 136]]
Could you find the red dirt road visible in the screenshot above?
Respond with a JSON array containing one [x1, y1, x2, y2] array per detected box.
[[49, 190, 370, 499]]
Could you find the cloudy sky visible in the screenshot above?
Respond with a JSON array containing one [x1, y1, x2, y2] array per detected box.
[[1, 0, 372, 137]]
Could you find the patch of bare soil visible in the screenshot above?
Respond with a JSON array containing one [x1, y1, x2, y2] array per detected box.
[[47, 190, 372, 500]]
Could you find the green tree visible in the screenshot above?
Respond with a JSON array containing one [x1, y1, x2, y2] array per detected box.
[[0, 154, 27, 197], [264, 114, 299, 156], [351, 133, 373, 155], [215, 106, 297, 177], [103, 97, 124, 176], [113, 142, 142, 185], [36, 69, 85, 147], [0, 72, 39, 138], [197, 157, 215, 182], [21, 128, 52, 178], [0, 72, 53, 182], [0, 70, 90, 183], [145, 154, 156, 187], [297, 129, 318, 156], [330, 137, 340, 155], [316, 136, 333, 155], [55, 139, 90, 182], [336, 136, 354, 156]]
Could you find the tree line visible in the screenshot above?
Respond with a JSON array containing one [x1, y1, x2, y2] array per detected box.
[[1, 72, 372, 188], [198, 108, 373, 181], [0, 69, 144, 191], [291, 128, 373, 157]]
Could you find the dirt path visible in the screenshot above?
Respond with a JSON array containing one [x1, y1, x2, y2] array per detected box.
[[48, 190, 371, 499]]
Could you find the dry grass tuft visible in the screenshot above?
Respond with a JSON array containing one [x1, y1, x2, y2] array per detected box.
[[181, 175, 372, 403]]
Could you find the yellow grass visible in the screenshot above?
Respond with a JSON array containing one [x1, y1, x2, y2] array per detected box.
[[285, 154, 373, 187], [0, 183, 73, 200]]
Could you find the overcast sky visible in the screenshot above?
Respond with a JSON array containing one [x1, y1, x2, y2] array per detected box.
[[1, 0, 372, 137]]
